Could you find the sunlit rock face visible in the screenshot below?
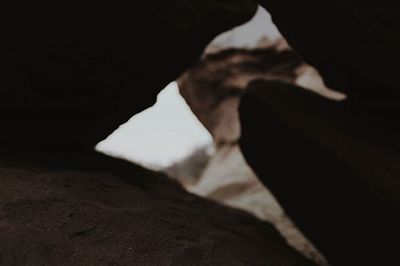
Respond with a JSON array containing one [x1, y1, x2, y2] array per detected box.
[[177, 45, 328, 264], [179, 46, 303, 145], [174, 7, 336, 264]]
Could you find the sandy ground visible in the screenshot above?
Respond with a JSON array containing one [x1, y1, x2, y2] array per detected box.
[[0, 154, 312, 265]]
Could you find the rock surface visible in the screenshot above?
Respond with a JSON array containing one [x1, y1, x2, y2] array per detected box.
[[0, 0, 257, 152], [2, 1, 398, 265], [260, 0, 400, 99], [179, 43, 303, 144], [235, 2, 400, 264], [178, 43, 330, 264], [239, 80, 400, 265], [0, 153, 312, 266], [187, 145, 324, 264]]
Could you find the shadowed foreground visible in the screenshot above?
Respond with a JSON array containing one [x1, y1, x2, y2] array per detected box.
[[0, 153, 312, 266], [239, 80, 400, 265]]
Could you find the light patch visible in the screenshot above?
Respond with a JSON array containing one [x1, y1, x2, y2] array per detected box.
[[295, 65, 347, 101], [207, 6, 282, 52], [96, 82, 214, 170]]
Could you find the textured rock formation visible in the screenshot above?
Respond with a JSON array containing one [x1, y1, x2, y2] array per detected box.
[[237, 2, 400, 264], [2, 1, 398, 265], [0, 0, 257, 152], [187, 145, 325, 264], [178, 44, 330, 264], [260, 0, 400, 99], [239, 80, 400, 265], [179, 44, 303, 144], [0, 153, 312, 266]]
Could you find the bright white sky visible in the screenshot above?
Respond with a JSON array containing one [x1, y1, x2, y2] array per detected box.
[[210, 6, 281, 49], [96, 82, 213, 170]]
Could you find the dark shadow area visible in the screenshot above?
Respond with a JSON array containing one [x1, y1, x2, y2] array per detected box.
[[0, 151, 312, 265], [240, 80, 400, 265]]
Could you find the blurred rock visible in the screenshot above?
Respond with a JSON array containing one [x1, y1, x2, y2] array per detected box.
[[260, 0, 400, 99], [187, 145, 324, 264], [178, 43, 330, 264], [0, 153, 312, 266], [239, 80, 400, 265], [179, 45, 303, 144], [240, 2, 400, 263]]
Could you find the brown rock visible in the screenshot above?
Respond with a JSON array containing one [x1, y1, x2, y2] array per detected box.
[[260, 0, 400, 99], [0, 153, 312, 266], [239, 80, 400, 265]]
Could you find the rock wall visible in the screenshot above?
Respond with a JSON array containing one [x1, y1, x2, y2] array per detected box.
[[239, 80, 400, 265], [260, 0, 400, 98], [237, 1, 400, 264], [178, 42, 329, 264]]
